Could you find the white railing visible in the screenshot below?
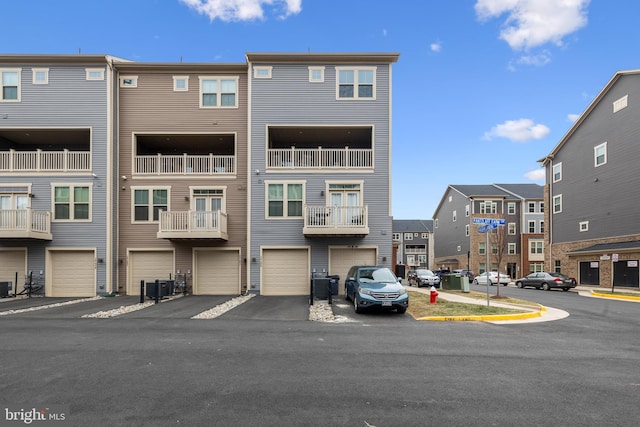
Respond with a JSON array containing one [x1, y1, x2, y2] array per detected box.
[[0, 149, 91, 172], [405, 247, 427, 255], [304, 205, 368, 228], [0, 209, 51, 236], [268, 147, 372, 169], [158, 210, 228, 236], [135, 154, 235, 175]]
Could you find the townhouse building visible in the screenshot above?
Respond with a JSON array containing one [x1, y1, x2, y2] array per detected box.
[[540, 70, 640, 288], [392, 219, 434, 270], [0, 54, 121, 296], [113, 61, 249, 295], [432, 184, 544, 279], [246, 52, 399, 295]]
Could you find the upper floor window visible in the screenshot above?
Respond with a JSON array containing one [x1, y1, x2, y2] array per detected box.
[[173, 76, 189, 92], [553, 195, 562, 214], [465, 204, 470, 217], [540, 202, 544, 213], [465, 224, 470, 236], [478, 243, 486, 255], [199, 77, 238, 108], [308, 66, 324, 83], [1, 69, 20, 101], [594, 142, 607, 167], [508, 222, 516, 235], [579, 221, 589, 232], [421, 233, 428, 239], [540, 220, 544, 233], [529, 241, 543, 255], [120, 76, 138, 88], [133, 188, 168, 222], [267, 182, 303, 218], [32, 68, 49, 85], [434, 218, 438, 228], [392, 233, 400, 241], [552, 162, 562, 182], [528, 202, 536, 213], [508, 243, 516, 255], [85, 68, 104, 81], [336, 67, 375, 100], [53, 184, 91, 221], [404, 233, 413, 241], [507, 202, 516, 215], [452, 210, 457, 222], [480, 200, 497, 214], [528, 220, 536, 233], [254, 66, 272, 79]]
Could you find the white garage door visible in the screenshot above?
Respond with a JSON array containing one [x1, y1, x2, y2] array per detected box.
[[329, 247, 377, 295], [262, 248, 309, 295], [49, 250, 95, 297], [194, 249, 240, 295], [128, 251, 174, 295], [0, 250, 26, 295]]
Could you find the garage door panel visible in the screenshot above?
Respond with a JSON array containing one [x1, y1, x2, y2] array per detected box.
[[129, 251, 174, 295], [330, 248, 377, 295], [0, 250, 27, 295], [262, 249, 309, 296], [50, 251, 95, 297], [195, 250, 240, 295]]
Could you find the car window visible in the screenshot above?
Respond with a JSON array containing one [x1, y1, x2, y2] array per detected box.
[[370, 268, 397, 283]]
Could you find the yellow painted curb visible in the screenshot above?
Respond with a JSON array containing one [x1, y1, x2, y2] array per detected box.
[[591, 290, 640, 301], [416, 305, 546, 322]]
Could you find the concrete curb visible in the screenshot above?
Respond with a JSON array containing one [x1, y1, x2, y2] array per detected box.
[[589, 290, 640, 302]]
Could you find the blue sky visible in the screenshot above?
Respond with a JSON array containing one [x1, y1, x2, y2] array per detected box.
[[3, 0, 639, 218]]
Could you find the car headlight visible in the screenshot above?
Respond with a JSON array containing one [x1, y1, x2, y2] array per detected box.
[[358, 287, 372, 295], [398, 288, 407, 295]]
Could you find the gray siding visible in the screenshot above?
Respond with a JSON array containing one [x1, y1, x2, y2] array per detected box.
[[549, 74, 640, 243], [0, 62, 112, 292]]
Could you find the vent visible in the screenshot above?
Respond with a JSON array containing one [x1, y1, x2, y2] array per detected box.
[[613, 95, 628, 113]]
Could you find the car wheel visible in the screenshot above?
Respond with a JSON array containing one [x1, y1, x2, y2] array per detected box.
[[397, 307, 406, 314], [542, 283, 550, 291], [353, 296, 362, 313], [563, 287, 569, 292], [473, 279, 478, 285], [516, 281, 523, 288]]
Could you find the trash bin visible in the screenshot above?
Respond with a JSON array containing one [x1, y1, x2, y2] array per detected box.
[[395, 264, 406, 279], [313, 278, 331, 300], [145, 281, 171, 299], [461, 276, 470, 293], [0, 281, 10, 298], [440, 274, 451, 290], [326, 275, 340, 296], [449, 274, 463, 290]]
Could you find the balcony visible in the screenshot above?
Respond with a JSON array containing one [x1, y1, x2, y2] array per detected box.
[[303, 205, 369, 237], [157, 210, 228, 240], [267, 147, 372, 170], [0, 209, 52, 240], [0, 149, 91, 172], [135, 154, 235, 176]]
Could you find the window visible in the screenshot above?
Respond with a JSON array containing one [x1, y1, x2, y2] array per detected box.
[[1, 69, 20, 101], [480, 200, 497, 214], [594, 142, 607, 167], [508, 243, 516, 255], [508, 223, 516, 235], [491, 244, 498, 255], [465, 204, 470, 217], [554, 260, 561, 273], [540, 220, 544, 233], [530, 263, 544, 273], [553, 195, 562, 214], [479, 263, 486, 274], [507, 202, 516, 215], [254, 66, 272, 79], [85, 68, 104, 80], [434, 218, 438, 228], [267, 182, 303, 218], [613, 94, 628, 113], [32, 68, 49, 85], [540, 202, 544, 213], [528, 202, 536, 213], [529, 241, 543, 255], [579, 221, 589, 232], [404, 233, 413, 241], [465, 225, 470, 236], [552, 163, 562, 182], [478, 243, 486, 255], [336, 67, 375, 99], [53, 184, 91, 221], [199, 77, 238, 108], [120, 76, 138, 88], [308, 66, 325, 82], [392, 233, 400, 241], [452, 210, 457, 222], [421, 233, 428, 239], [528, 220, 536, 233], [173, 76, 189, 91], [133, 188, 168, 222]]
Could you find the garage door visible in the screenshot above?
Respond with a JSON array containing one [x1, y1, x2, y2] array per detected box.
[[262, 248, 309, 295], [128, 251, 174, 295], [49, 250, 95, 297], [329, 247, 377, 295], [194, 249, 240, 295], [0, 250, 26, 295]]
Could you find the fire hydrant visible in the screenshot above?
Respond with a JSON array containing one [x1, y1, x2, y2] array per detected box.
[[429, 286, 438, 304]]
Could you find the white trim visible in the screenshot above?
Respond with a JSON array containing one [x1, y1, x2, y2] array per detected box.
[[308, 66, 324, 83], [253, 66, 272, 79], [32, 68, 49, 85], [594, 141, 607, 167], [579, 221, 589, 232], [85, 68, 105, 81], [552, 194, 562, 214], [552, 162, 562, 182], [173, 75, 189, 92]]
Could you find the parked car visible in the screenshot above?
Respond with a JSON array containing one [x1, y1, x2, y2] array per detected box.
[[408, 269, 441, 288], [432, 269, 451, 279], [406, 269, 417, 283], [472, 271, 510, 286], [452, 269, 475, 282], [344, 266, 409, 314], [515, 272, 577, 291]]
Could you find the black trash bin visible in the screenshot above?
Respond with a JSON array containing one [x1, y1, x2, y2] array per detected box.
[[326, 275, 340, 296], [0, 282, 10, 298], [395, 264, 406, 279], [313, 278, 331, 300]]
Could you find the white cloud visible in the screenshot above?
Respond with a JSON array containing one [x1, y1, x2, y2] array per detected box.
[[475, 0, 590, 50], [567, 113, 580, 123], [483, 118, 550, 142], [524, 168, 545, 181], [180, 0, 302, 22], [430, 41, 442, 53]]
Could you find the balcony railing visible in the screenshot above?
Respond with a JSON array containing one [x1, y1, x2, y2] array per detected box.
[[268, 147, 372, 169], [404, 247, 427, 255], [157, 210, 228, 240], [0, 209, 52, 240], [135, 154, 235, 175], [0, 149, 91, 172], [303, 205, 369, 236]]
